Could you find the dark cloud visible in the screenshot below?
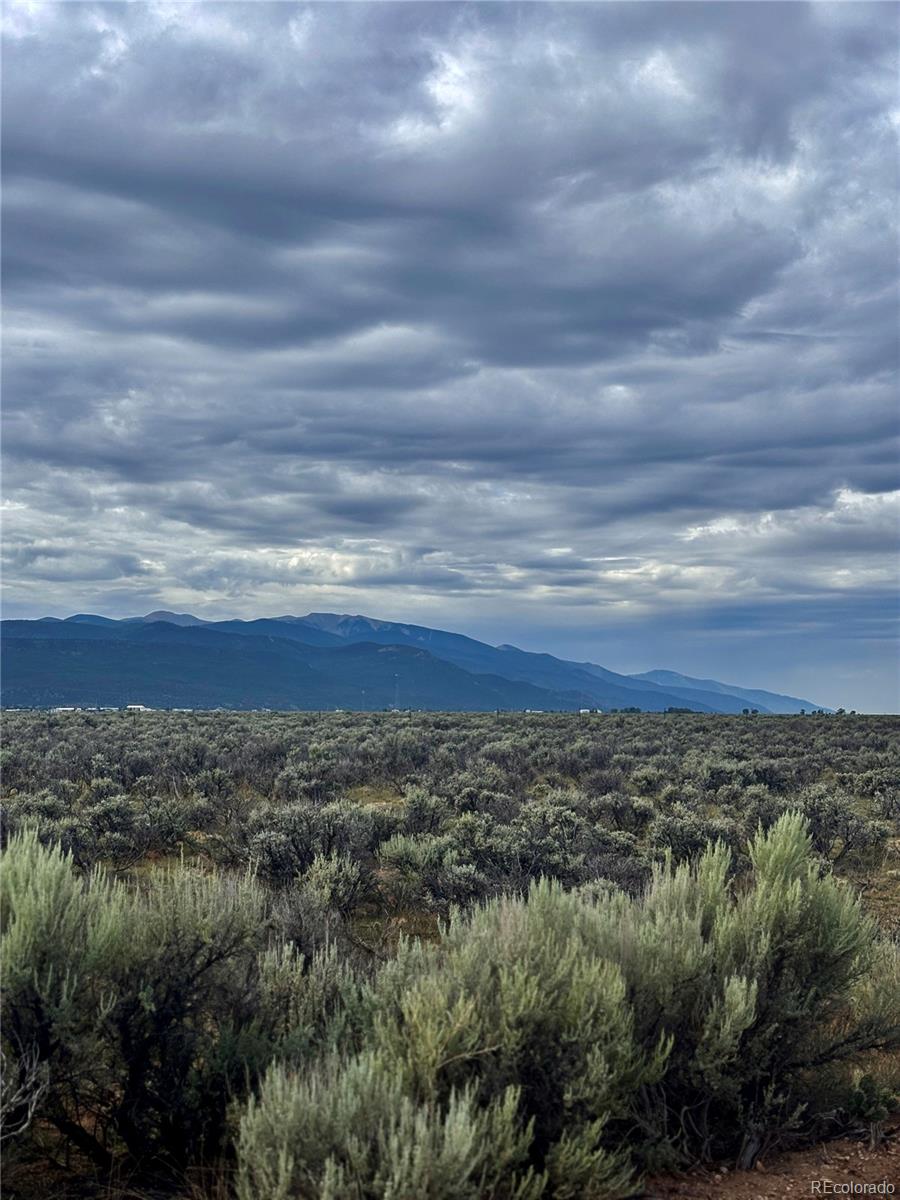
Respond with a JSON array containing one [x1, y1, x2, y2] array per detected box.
[[2, 1, 898, 709]]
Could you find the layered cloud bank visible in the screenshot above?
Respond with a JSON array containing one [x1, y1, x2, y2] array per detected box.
[[2, 2, 898, 710]]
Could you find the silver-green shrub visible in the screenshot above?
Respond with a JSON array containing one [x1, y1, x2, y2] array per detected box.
[[237, 812, 899, 1194], [1, 831, 363, 1171], [570, 812, 900, 1167], [238, 1057, 542, 1200], [238, 877, 665, 1198]]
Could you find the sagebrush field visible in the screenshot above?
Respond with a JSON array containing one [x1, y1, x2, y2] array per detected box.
[[2, 711, 899, 1198]]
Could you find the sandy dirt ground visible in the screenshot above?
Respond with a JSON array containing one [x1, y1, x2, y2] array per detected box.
[[644, 1125, 899, 1199]]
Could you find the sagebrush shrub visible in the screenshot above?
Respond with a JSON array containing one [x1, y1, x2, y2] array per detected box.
[[577, 813, 900, 1167], [236, 813, 899, 1193], [238, 1057, 543, 1200], [1, 832, 363, 1172], [3, 705, 898, 1195]]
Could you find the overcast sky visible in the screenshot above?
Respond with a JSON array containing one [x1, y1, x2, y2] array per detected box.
[[3, 1, 898, 710]]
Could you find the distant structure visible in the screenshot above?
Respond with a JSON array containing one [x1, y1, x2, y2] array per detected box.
[[125, 704, 151, 712]]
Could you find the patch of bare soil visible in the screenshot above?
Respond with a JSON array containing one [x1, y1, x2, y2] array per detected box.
[[644, 1124, 899, 1199]]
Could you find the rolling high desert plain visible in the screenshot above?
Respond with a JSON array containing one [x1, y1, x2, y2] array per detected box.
[[2, 1, 899, 1197]]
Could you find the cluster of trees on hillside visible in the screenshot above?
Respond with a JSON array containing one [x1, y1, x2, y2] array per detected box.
[[2, 712, 898, 1198]]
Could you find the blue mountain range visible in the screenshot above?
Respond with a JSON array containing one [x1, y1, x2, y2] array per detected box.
[[0, 611, 831, 713]]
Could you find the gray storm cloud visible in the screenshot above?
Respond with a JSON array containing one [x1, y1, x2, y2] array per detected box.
[[2, 1, 898, 710]]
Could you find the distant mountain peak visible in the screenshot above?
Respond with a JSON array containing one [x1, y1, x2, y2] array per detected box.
[[303, 612, 406, 635], [139, 611, 209, 626], [630, 668, 832, 714]]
